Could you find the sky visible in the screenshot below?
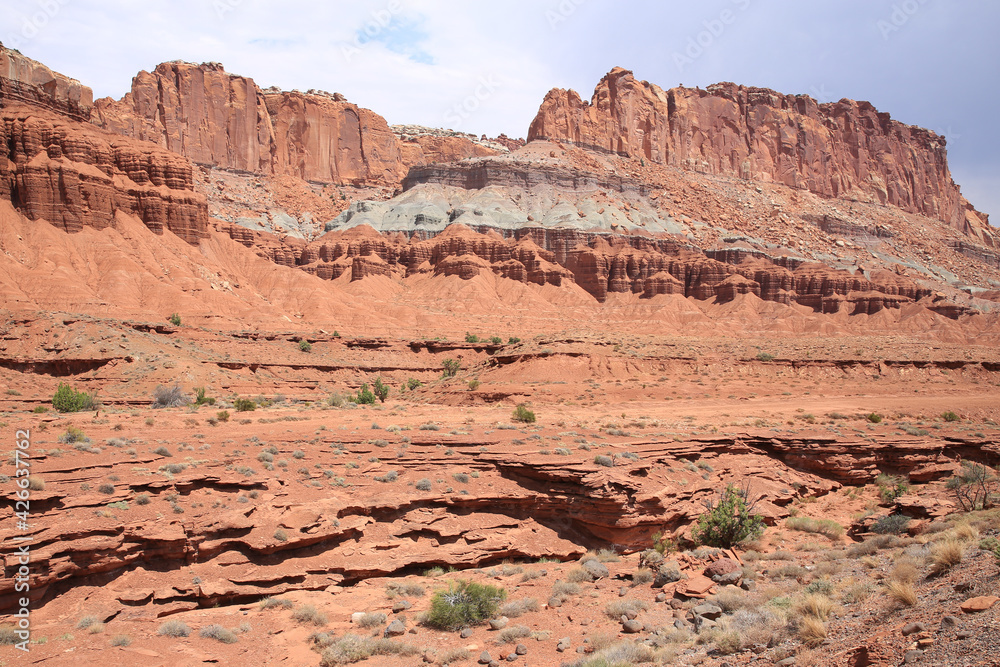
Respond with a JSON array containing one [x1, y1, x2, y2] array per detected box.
[[3, 0, 998, 221]]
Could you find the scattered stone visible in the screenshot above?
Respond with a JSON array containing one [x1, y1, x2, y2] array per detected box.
[[903, 649, 922, 664], [622, 619, 643, 633], [515, 644, 527, 655], [673, 619, 686, 630], [582, 560, 609, 580], [655, 593, 667, 603], [384, 619, 405, 637], [460, 628, 474, 639], [776, 658, 796, 667], [392, 600, 411, 612], [479, 651, 492, 665], [556, 638, 571, 652], [957, 630, 973, 639], [489, 617, 509, 630], [618, 586, 628, 597], [941, 615, 961, 628], [741, 579, 756, 591], [901, 622, 926, 636], [548, 597, 562, 608], [692, 603, 723, 620], [705, 557, 741, 581], [351, 612, 366, 623], [916, 638, 933, 649], [506, 654, 517, 662], [961, 596, 999, 613]]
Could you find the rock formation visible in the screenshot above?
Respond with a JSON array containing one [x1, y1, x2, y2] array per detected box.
[[528, 67, 993, 244], [0, 45, 93, 120]]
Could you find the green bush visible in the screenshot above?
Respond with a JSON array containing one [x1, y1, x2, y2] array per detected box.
[[32, 405, 48, 413], [356, 383, 376, 405], [867, 413, 883, 424], [234, 397, 256, 412], [465, 333, 480, 343], [441, 359, 461, 378], [942, 411, 960, 422], [508, 337, 521, 344], [489, 336, 502, 345], [298, 340, 312, 353], [194, 387, 215, 406], [468, 379, 481, 391], [406, 378, 422, 391], [168, 313, 181, 326], [425, 580, 506, 630], [692, 483, 765, 548], [52, 383, 97, 413], [756, 352, 774, 362], [512, 404, 535, 423], [373, 377, 389, 403]]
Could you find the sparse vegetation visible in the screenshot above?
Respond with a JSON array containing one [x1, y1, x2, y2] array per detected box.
[[786, 516, 844, 540], [199, 624, 238, 643], [158, 619, 191, 637], [692, 482, 765, 548], [52, 383, 98, 413], [876, 473, 910, 503], [356, 612, 387, 629], [425, 580, 506, 630], [299, 340, 313, 353], [872, 514, 910, 534], [512, 404, 535, 423], [168, 313, 182, 326], [942, 410, 961, 422], [355, 383, 376, 405], [153, 384, 188, 408], [372, 377, 389, 403], [292, 604, 328, 626], [441, 358, 461, 378], [234, 397, 256, 412], [929, 538, 963, 575], [946, 460, 999, 510], [866, 413, 883, 424]]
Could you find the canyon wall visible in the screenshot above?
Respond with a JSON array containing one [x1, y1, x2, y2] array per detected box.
[[0, 45, 93, 120], [528, 67, 992, 243]]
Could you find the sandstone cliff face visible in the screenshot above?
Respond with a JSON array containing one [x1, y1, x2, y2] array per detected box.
[[0, 45, 93, 121], [0, 106, 208, 243], [94, 61, 409, 186], [528, 68, 991, 243]]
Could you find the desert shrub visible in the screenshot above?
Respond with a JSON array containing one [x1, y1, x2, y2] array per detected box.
[[406, 378, 422, 391], [867, 413, 882, 423], [193, 387, 215, 406], [425, 580, 506, 630], [604, 598, 648, 620], [508, 337, 521, 344], [152, 384, 188, 408], [885, 579, 917, 606], [234, 397, 256, 412], [792, 594, 834, 622], [550, 581, 580, 603], [756, 352, 774, 362], [692, 482, 765, 548], [355, 383, 376, 405], [292, 604, 328, 626], [319, 634, 419, 665], [593, 455, 614, 467], [374, 470, 399, 483], [98, 483, 115, 495], [890, 558, 921, 584], [465, 332, 480, 343], [415, 478, 432, 491], [356, 612, 386, 629], [441, 358, 461, 378], [872, 514, 910, 534], [168, 313, 181, 326], [77, 615, 99, 629], [158, 619, 191, 637], [489, 336, 502, 345], [52, 383, 97, 412], [385, 582, 426, 598], [199, 624, 238, 643], [930, 538, 963, 575], [438, 648, 471, 664], [499, 598, 538, 618], [299, 340, 313, 353], [876, 473, 910, 503], [512, 404, 535, 423], [110, 634, 131, 646], [798, 616, 827, 646], [135, 493, 151, 505], [631, 567, 653, 586], [32, 405, 48, 413], [371, 377, 389, 403], [942, 411, 961, 422], [946, 461, 1000, 511], [786, 516, 844, 540], [259, 597, 294, 610], [27, 475, 45, 491], [468, 379, 481, 391], [59, 426, 89, 445]]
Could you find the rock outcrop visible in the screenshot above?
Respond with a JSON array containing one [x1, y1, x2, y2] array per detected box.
[[0, 106, 208, 243], [0, 45, 93, 121], [528, 67, 993, 244]]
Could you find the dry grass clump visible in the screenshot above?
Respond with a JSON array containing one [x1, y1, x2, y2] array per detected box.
[[890, 557, 921, 584], [724, 607, 788, 649], [885, 579, 917, 606], [550, 581, 580, 603], [712, 587, 751, 612], [319, 635, 420, 666], [786, 516, 845, 540], [496, 625, 532, 644], [565, 567, 592, 583], [292, 604, 328, 626], [839, 578, 877, 605], [577, 640, 657, 666], [792, 594, 835, 622], [438, 647, 471, 664], [499, 598, 538, 618], [929, 538, 963, 575], [355, 612, 386, 629], [631, 567, 654, 586], [385, 582, 425, 598], [798, 616, 827, 646]]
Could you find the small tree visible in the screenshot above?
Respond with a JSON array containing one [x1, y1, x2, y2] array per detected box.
[[373, 377, 389, 403], [356, 383, 376, 405], [947, 461, 999, 511], [465, 333, 480, 343], [168, 313, 181, 326], [442, 359, 461, 378], [489, 336, 502, 345], [194, 387, 215, 406], [692, 482, 765, 548], [407, 378, 422, 391], [52, 383, 97, 413]]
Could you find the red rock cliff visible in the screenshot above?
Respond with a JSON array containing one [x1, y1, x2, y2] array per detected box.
[[0, 45, 93, 121], [528, 67, 991, 242], [93, 61, 407, 186]]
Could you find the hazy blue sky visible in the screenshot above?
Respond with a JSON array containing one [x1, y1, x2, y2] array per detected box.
[[3, 0, 997, 221]]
